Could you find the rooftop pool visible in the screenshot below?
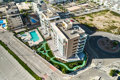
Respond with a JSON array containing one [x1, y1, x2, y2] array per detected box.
[[30, 17, 37, 24], [30, 31, 39, 42]]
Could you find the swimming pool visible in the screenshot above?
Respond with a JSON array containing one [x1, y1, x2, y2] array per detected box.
[[2, 24, 6, 28], [0, 20, 3, 24], [30, 31, 39, 42], [30, 17, 37, 24]]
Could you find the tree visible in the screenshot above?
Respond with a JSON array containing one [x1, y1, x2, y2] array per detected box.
[[20, 9, 24, 13], [54, 64, 59, 69], [109, 69, 117, 77]]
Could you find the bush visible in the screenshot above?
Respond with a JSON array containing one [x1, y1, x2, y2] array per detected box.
[[54, 64, 59, 69], [48, 51, 54, 58], [109, 69, 117, 77], [45, 43, 50, 50], [62, 68, 66, 74]]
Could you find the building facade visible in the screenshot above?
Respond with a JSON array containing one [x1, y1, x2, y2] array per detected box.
[[50, 20, 87, 58], [6, 2, 24, 29], [32, 0, 47, 14], [40, 9, 87, 59]]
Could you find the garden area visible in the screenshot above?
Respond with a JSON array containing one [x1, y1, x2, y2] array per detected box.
[[36, 41, 87, 74], [15, 29, 87, 74], [74, 10, 120, 34]]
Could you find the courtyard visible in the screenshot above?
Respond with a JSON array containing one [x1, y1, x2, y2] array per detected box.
[[15, 28, 88, 74], [16, 29, 43, 46]]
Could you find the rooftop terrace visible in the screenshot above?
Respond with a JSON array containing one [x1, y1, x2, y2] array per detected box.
[[43, 8, 60, 20], [51, 19, 86, 39]]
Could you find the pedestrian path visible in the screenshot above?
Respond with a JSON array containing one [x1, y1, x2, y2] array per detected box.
[[37, 42, 87, 71]]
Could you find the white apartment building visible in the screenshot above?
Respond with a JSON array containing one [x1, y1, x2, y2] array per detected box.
[[50, 19, 87, 58], [40, 9, 87, 59], [90, 0, 120, 13], [32, 0, 47, 14], [40, 8, 60, 35]]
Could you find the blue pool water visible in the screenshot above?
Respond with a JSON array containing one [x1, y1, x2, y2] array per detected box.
[[30, 17, 37, 23], [30, 31, 39, 42], [2, 24, 6, 28], [0, 20, 3, 24]]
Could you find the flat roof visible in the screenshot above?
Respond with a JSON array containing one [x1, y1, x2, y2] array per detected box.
[[16, 2, 31, 11], [51, 18, 86, 39], [67, 6, 80, 12], [43, 8, 60, 20]]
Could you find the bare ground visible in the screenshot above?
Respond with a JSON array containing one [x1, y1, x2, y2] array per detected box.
[[75, 10, 120, 34]]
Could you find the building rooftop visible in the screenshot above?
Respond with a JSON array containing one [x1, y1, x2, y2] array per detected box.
[[51, 18, 86, 39], [8, 15, 23, 28], [7, 2, 18, 10], [43, 8, 60, 20], [16, 2, 31, 11]]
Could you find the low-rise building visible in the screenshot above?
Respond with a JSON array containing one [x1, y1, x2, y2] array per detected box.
[[6, 2, 19, 15], [16, 2, 31, 11], [7, 15, 24, 29], [6, 2, 24, 29]]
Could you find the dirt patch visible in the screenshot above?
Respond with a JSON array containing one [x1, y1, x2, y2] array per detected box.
[[75, 10, 120, 34]]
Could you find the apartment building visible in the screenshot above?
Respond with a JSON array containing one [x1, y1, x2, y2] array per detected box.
[[50, 19, 87, 58], [90, 0, 120, 13], [40, 9, 87, 59], [6, 2, 24, 29], [32, 0, 47, 14], [40, 8, 60, 35]]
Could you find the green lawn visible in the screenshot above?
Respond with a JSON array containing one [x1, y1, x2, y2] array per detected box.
[[0, 40, 42, 80]]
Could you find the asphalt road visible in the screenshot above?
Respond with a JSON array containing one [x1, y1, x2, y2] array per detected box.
[[0, 29, 120, 80], [0, 31, 65, 80], [0, 45, 35, 80]]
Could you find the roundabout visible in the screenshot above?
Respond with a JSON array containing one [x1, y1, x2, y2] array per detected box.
[[97, 37, 120, 53], [86, 33, 120, 59]]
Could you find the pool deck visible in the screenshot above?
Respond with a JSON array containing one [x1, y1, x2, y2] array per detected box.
[[28, 29, 43, 46], [0, 19, 7, 30]]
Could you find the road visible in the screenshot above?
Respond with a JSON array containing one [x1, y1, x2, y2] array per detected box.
[[0, 31, 65, 80], [0, 30, 120, 80], [0, 45, 35, 80]]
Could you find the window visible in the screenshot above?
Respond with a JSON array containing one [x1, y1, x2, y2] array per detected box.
[[72, 48, 76, 51], [74, 39, 78, 42], [73, 45, 77, 48], [73, 42, 78, 45]]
